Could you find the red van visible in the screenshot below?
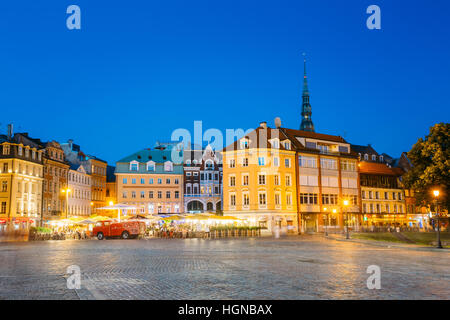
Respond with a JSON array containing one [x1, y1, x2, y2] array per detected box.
[[92, 220, 146, 240]]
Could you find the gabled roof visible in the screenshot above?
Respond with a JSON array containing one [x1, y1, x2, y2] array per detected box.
[[223, 126, 301, 152]]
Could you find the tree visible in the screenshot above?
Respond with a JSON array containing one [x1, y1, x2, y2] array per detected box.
[[403, 123, 450, 213]]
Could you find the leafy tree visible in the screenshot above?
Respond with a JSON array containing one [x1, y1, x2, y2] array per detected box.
[[403, 123, 450, 213]]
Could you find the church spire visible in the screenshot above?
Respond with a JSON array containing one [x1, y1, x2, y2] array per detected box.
[[300, 53, 315, 132]]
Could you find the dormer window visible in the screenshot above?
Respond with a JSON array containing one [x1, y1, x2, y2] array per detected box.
[[364, 154, 369, 161], [193, 159, 198, 165], [130, 160, 139, 171], [146, 161, 155, 171], [164, 161, 173, 172], [205, 160, 214, 170], [379, 155, 384, 162], [18, 146, 23, 156], [283, 141, 291, 150], [25, 148, 29, 157], [270, 139, 279, 149], [240, 139, 249, 149], [185, 160, 191, 166]]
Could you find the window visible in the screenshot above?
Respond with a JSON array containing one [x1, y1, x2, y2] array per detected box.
[[284, 141, 291, 150], [258, 174, 266, 185], [242, 158, 249, 167], [229, 176, 236, 186], [275, 193, 281, 206], [379, 155, 384, 162], [175, 191, 179, 199], [166, 191, 171, 199], [258, 193, 266, 205], [285, 174, 291, 186], [1, 202, 6, 214], [364, 154, 369, 161], [274, 175, 280, 185], [299, 193, 318, 205], [286, 193, 292, 206], [398, 192, 402, 200], [149, 191, 153, 198], [130, 162, 138, 171], [284, 158, 291, 168], [258, 157, 265, 166], [229, 159, 235, 168], [132, 178, 136, 184], [166, 179, 170, 184], [122, 191, 127, 198], [149, 178, 154, 184], [1, 181, 7, 192], [3, 145, 10, 155], [299, 156, 317, 168], [164, 161, 173, 172], [147, 161, 155, 171], [157, 179, 162, 184], [372, 155, 377, 161], [361, 191, 365, 199], [240, 140, 249, 149], [230, 194, 236, 206], [321, 158, 337, 170], [158, 191, 162, 199], [3, 163, 8, 173], [384, 192, 388, 199], [140, 191, 145, 198], [273, 157, 279, 167], [393, 192, 397, 200], [242, 174, 249, 186], [141, 178, 145, 184], [340, 160, 356, 171], [18, 146, 23, 156], [175, 178, 179, 184], [243, 193, 250, 206], [131, 191, 136, 198], [375, 191, 379, 199]]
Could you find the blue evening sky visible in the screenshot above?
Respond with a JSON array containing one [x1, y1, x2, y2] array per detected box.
[[0, 0, 449, 164]]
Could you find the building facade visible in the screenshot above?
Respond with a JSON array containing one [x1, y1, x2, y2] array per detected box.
[[222, 123, 299, 234], [115, 147, 184, 215], [183, 144, 222, 213], [0, 130, 44, 229], [282, 127, 361, 233], [61, 139, 107, 214], [67, 164, 91, 217], [42, 141, 70, 220], [359, 161, 407, 227]]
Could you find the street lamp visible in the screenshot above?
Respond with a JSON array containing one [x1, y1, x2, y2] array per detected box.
[[343, 199, 350, 239], [61, 188, 71, 219], [433, 190, 443, 249], [323, 207, 328, 237]]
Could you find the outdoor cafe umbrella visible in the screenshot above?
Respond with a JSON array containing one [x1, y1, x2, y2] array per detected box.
[[96, 203, 137, 222]]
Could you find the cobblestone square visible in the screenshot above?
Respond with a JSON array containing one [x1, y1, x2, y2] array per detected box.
[[0, 236, 449, 300]]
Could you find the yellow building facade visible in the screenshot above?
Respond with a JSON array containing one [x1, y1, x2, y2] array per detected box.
[[222, 124, 299, 234], [0, 133, 44, 230]]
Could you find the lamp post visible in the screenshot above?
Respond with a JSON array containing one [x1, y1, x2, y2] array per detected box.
[[61, 188, 71, 219], [323, 207, 328, 237], [433, 190, 443, 249], [343, 199, 350, 239]]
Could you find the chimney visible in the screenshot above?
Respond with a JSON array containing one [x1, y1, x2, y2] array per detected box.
[[7, 123, 13, 140], [274, 117, 281, 128], [259, 121, 267, 129]]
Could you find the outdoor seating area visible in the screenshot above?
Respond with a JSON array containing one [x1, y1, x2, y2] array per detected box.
[[27, 213, 262, 241]]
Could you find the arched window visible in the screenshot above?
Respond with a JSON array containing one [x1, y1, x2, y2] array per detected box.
[[364, 154, 369, 161], [130, 160, 139, 171], [205, 160, 214, 170]]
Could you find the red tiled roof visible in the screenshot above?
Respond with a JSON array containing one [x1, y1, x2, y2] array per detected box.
[[359, 161, 402, 176]]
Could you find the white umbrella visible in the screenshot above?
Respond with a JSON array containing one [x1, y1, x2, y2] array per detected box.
[[97, 203, 137, 222]]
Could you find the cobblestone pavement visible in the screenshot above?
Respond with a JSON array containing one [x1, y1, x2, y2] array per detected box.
[[0, 236, 449, 300]]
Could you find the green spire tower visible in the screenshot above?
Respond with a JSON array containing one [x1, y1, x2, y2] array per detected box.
[[300, 53, 315, 132]]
